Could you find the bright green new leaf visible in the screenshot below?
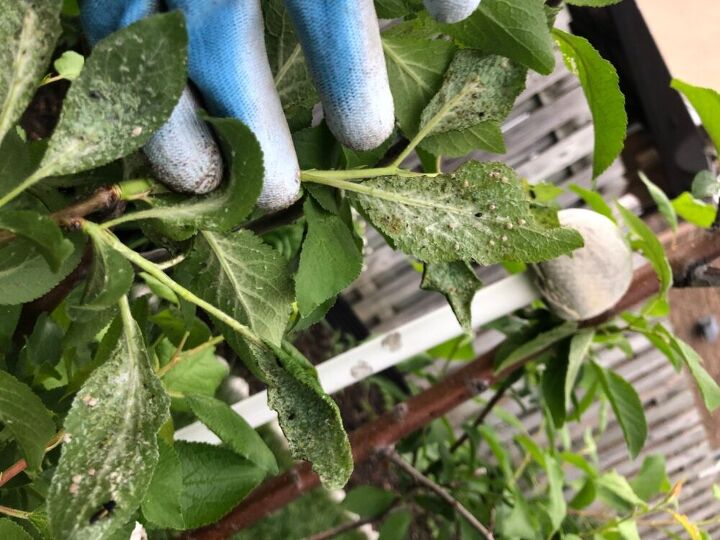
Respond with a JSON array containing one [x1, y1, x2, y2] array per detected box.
[[186, 395, 278, 474], [616, 203, 672, 315], [495, 321, 577, 373], [691, 170, 719, 199], [342, 486, 397, 518], [616, 520, 641, 540], [158, 338, 228, 399], [443, 0, 555, 75], [630, 455, 670, 501], [672, 79, 720, 155], [350, 161, 583, 265], [0, 231, 85, 305], [141, 440, 184, 530], [0, 0, 62, 144], [639, 172, 677, 232], [53, 50, 84, 81], [296, 198, 363, 317], [596, 471, 647, 509], [591, 362, 647, 459], [34, 12, 187, 180], [0, 519, 32, 540], [545, 455, 567, 532], [565, 329, 594, 409], [671, 336, 720, 412], [569, 184, 615, 222], [421, 261, 482, 334], [0, 210, 74, 271], [672, 192, 717, 228], [382, 35, 456, 135], [553, 29, 627, 179], [0, 369, 55, 469], [713, 484, 720, 501], [175, 441, 264, 529], [47, 298, 170, 540]]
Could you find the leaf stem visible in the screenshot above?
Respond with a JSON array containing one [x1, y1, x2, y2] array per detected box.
[[157, 331, 190, 378], [300, 167, 429, 183], [0, 167, 50, 210], [0, 505, 31, 520]]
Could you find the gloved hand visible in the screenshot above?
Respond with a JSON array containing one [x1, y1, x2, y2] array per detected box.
[[79, 0, 481, 211]]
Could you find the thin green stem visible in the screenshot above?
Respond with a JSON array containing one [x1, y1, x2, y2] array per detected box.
[[0, 167, 50, 209], [0, 505, 31, 519], [85, 222, 264, 350], [300, 167, 429, 183]]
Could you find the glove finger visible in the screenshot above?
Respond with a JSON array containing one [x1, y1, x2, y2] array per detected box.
[[284, 0, 394, 152], [79, 0, 223, 194], [423, 0, 481, 23], [166, 0, 301, 212]]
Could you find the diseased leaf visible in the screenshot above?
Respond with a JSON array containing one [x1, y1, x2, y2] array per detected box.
[[382, 35, 456, 134], [0, 231, 85, 305], [0, 369, 55, 468], [672, 79, 720, 154], [0, 210, 74, 271], [672, 192, 717, 228], [553, 29, 627, 179], [670, 512, 702, 540], [141, 440, 184, 530], [565, 329, 594, 409], [443, 0, 555, 75], [421, 261, 482, 333], [47, 298, 170, 540], [175, 441, 264, 529], [495, 321, 577, 373], [35, 13, 187, 180], [296, 198, 363, 317], [186, 395, 278, 474], [639, 172, 677, 232], [0, 0, 62, 144], [350, 161, 583, 264], [420, 121, 506, 157], [592, 362, 647, 459]]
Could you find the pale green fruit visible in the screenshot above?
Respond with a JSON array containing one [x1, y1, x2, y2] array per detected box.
[[532, 208, 633, 321]]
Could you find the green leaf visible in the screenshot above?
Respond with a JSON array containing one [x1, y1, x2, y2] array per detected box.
[[47, 298, 170, 540], [616, 203, 672, 315], [420, 121, 506, 157], [691, 170, 719, 199], [671, 336, 720, 412], [0, 210, 74, 271], [176, 229, 293, 352], [0, 369, 55, 468], [265, 343, 353, 489], [630, 455, 670, 501], [566, 0, 622, 5], [545, 455, 567, 532], [568, 185, 615, 222], [382, 35, 456, 135], [0, 519, 32, 540], [159, 339, 228, 399], [443, 0, 555, 75], [421, 262, 482, 333], [495, 321, 577, 373], [591, 362, 647, 459], [0, 305, 21, 351], [70, 225, 134, 318], [418, 51, 525, 155], [616, 520, 641, 540], [53, 50, 84, 81], [375, 0, 423, 18], [262, 0, 317, 126], [639, 172, 677, 232], [672, 192, 717, 228], [141, 440, 184, 530], [565, 329, 594, 409], [350, 161, 583, 264], [0, 0, 62, 144], [713, 484, 720, 501], [0, 230, 84, 305], [671, 79, 720, 154], [379, 509, 412, 540], [175, 441, 264, 529], [553, 29, 627, 178], [0, 131, 38, 198], [296, 198, 363, 317], [34, 12, 187, 181], [186, 395, 278, 474], [596, 471, 647, 509], [342, 486, 397, 518], [543, 353, 568, 428]]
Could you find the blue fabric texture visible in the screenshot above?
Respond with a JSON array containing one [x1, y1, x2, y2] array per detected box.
[[79, 0, 223, 194], [165, 0, 301, 210], [423, 0, 482, 23], [284, 0, 394, 151]]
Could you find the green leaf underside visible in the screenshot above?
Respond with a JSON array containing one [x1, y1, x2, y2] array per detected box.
[[350, 161, 583, 264], [0, 231, 85, 305], [672, 78, 720, 155], [442, 0, 556, 75], [37, 12, 188, 179], [565, 329, 594, 408], [47, 299, 170, 540], [592, 362, 647, 459], [186, 395, 278, 474], [672, 337, 720, 412], [0, 210, 74, 271], [0, 369, 55, 469], [342, 485, 397, 518], [421, 261, 482, 333], [553, 29, 627, 179], [382, 34, 456, 135], [296, 198, 363, 317], [174, 442, 264, 529], [672, 192, 717, 228], [141, 440, 184, 530], [639, 173, 677, 232], [0, 0, 62, 144]]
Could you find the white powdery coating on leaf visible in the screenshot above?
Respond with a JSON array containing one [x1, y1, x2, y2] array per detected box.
[[423, 0, 482, 23], [532, 208, 633, 321]]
